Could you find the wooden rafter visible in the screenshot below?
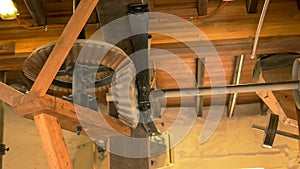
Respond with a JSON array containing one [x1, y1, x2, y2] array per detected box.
[[30, 0, 99, 97], [12, 93, 131, 137], [0, 82, 23, 107]]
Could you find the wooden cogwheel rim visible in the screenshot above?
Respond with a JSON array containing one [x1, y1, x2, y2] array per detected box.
[[22, 39, 128, 96]]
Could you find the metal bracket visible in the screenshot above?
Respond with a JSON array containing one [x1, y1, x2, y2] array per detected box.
[[140, 109, 159, 136]]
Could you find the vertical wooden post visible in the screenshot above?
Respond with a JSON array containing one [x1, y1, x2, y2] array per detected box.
[[197, 0, 208, 16], [295, 108, 300, 163], [34, 113, 73, 169], [0, 72, 6, 169]]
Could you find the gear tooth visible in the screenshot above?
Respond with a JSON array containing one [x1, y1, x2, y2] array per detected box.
[[112, 58, 139, 128]]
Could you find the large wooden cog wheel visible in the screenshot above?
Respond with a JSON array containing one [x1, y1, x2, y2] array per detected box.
[[22, 39, 139, 128], [22, 40, 124, 96]]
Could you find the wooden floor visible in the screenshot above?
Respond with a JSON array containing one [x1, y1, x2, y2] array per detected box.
[[0, 0, 300, 107]]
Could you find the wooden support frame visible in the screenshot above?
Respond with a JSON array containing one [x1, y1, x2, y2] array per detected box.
[[30, 0, 99, 97], [27, 1, 101, 166], [12, 94, 131, 137], [0, 82, 23, 107], [255, 74, 298, 127], [0, 0, 133, 168], [34, 113, 73, 169], [0, 72, 5, 169], [0, 41, 15, 55], [151, 35, 300, 58], [2, 35, 300, 72]]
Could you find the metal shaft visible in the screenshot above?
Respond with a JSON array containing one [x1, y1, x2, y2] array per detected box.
[[157, 81, 299, 98], [252, 124, 300, 140]]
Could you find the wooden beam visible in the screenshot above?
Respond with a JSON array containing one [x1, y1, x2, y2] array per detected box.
[[2, 35, 300, 72], [0, 53, 29, 71], [34, 113, 73, 169], [295, 108, 300, 163], [197, 0, 208, 16], [30, 0, 99, 96], [152, 35, 300, 57], [0, 41, 15, 55], [0, 82, 24, 106], [0, 72, 5, 169], [13, 94, 131, 137], [255, 74, 298, 126]]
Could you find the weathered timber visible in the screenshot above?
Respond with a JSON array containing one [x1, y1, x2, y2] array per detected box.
[[30, 0, 99, 96], [13, 94, 131, 138], [34, 113, 73, 169]]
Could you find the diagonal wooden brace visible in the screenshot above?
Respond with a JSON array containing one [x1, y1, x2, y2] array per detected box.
[[34, 113, 73, 169], [13, 93, 131, 137], [30, 0, 99, 97]]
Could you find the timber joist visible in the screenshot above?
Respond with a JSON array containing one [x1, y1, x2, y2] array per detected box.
[[0, 81, 130, 138], [11, 92, 131, 138]]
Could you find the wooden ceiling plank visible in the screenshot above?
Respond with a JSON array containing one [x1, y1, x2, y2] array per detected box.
[[30, 0, 99, 97]]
